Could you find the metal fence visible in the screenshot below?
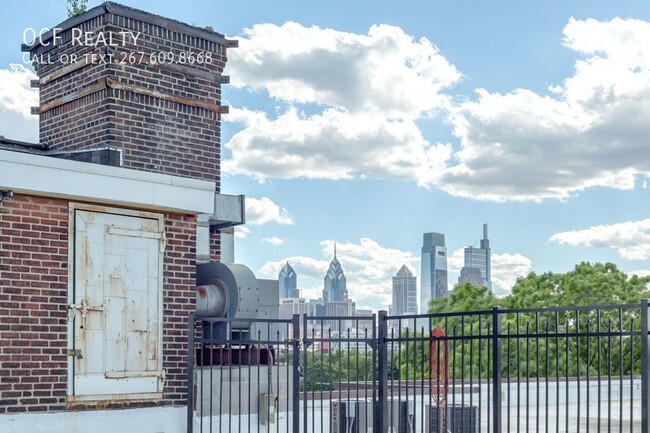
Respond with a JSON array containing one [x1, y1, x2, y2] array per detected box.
[[187, 315, 300, 433], [187, 301, 650, 433], [302, 314, 378, 433], [384, 302, 649, 433]]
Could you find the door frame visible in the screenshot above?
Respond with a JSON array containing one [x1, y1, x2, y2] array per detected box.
[[66, 203, 165, 402]]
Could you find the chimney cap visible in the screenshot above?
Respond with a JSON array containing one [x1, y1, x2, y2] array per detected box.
[[22, 1, 238, 53]]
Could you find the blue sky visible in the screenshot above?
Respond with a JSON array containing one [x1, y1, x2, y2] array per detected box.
[[2, 1, 650, 311]]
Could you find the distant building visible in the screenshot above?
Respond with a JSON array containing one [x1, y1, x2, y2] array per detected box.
[[278, 262, 299, 298], [278, 297, 308, 319], [330, 329, 371, 353], [420, 232, 448, 313], [458, 266, 484, 287], [323, 242, 348, 303], [278, 297, 308, 339], [308, 298, 326, 316], [460, 223, 492, 290], [354, 308, 374, 332], [306, 298, 326, 335], [326, 299, 356, 332], [392, 265, 418, 330]]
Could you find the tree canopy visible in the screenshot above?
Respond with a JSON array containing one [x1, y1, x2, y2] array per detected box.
[[66, 0, 88, 18], [430, 262, 650, 313], [423, 262, 650, 380]]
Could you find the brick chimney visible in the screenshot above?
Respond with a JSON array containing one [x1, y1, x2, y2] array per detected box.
[[23, 2, 237, 189]]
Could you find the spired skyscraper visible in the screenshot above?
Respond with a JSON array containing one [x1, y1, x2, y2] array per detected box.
[[459, 223, 492, 291], [420, 232, 448, 313], [278, 262, 299, 298], [392, 265, 418, 317], [323, 243, 348, 302]]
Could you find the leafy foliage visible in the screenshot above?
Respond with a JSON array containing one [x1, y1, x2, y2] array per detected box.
[[426, 262, 650, 380], [302, 350, 375, 391], [294, 263, 649, 390], [67, 0, 88, 18]]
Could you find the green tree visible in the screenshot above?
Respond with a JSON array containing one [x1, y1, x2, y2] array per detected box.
[[430, 282, 498, 315], [427, 264, 650, 379], [503, 262, 650, 309], [67, 0, 88, 18], [424, 283, 498, 379]]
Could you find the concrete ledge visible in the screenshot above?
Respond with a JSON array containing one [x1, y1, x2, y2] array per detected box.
[[0, 406, 188, 433], [0, 149, 215, 214]]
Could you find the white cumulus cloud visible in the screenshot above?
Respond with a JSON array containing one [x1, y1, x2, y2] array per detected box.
[[442, 17, 650, 201], [225, 18, 650, 202], [490, 253, 534, 295], [0, 64, 38, 142], [224, 107, 452, 182], [629, 269, 650, 278], [550, 219, 650, 260], [234, 226, 251, 239], [261, 236, 284, 246], [227, 22, 461, 117], [223, 22, 458, 183], [448, 247, 532, 295], [245, 196, 295, 225]]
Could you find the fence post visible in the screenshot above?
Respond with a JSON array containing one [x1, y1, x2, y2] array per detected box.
[[492, 307, 502, 433], [303, 314, 309, 433], [186, 313, 196, 433], [377, 310, 388, 433], [642, 299, 649, 432], [292, 314, 301, 433]]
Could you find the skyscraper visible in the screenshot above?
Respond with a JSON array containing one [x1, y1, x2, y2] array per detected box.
[[392, 265, 418, 317], [459, 223, 492, 291], [278, 262, 298, 298], [457, 266, 483, 287], [420, 232, 448, 313], [323, 242, 348, 303]]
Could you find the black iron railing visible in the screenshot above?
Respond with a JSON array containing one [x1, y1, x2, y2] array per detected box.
[[187, 301, 650, 432], [187, 315, 300, 433]]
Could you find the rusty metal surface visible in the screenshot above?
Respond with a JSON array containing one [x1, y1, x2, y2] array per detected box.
[[38, 55, 95, 86], [429, 326, 449, 413], [106, 77, 228, 113], [71, 206, 165, 398], [195, 346, 275, 366], [35, 69, 228, 116], [36, 79, 108, 114]]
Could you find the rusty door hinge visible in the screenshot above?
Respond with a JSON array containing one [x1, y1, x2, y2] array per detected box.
[[67, 349, 83, 359]]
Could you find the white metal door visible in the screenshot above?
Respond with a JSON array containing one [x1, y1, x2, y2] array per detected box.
[[71, 209, 164, 398]]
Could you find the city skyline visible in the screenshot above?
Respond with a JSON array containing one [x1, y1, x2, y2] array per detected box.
[[277, 258, 421, 313]]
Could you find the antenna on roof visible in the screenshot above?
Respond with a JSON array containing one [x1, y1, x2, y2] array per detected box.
[[334, 241, 337, 259]]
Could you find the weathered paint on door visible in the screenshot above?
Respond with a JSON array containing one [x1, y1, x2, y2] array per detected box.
[[71, 209, 164, 398]]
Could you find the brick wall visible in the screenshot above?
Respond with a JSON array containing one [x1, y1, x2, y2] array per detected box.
[[30, 6, 231, 189], [0, 195, 69, 413], [210, 232, 221, 263], [160, 213, 197, 405], [0, 194, 199, 412]]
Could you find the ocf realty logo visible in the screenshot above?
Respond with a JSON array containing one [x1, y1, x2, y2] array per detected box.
[[23, 27, 141, 48]]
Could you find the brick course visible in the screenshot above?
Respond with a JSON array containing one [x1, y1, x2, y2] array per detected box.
[[3, 2, 230, 414], [0, 195, 69, 413], [0, 194, 202, 412], [29, 6, 231, 190]]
